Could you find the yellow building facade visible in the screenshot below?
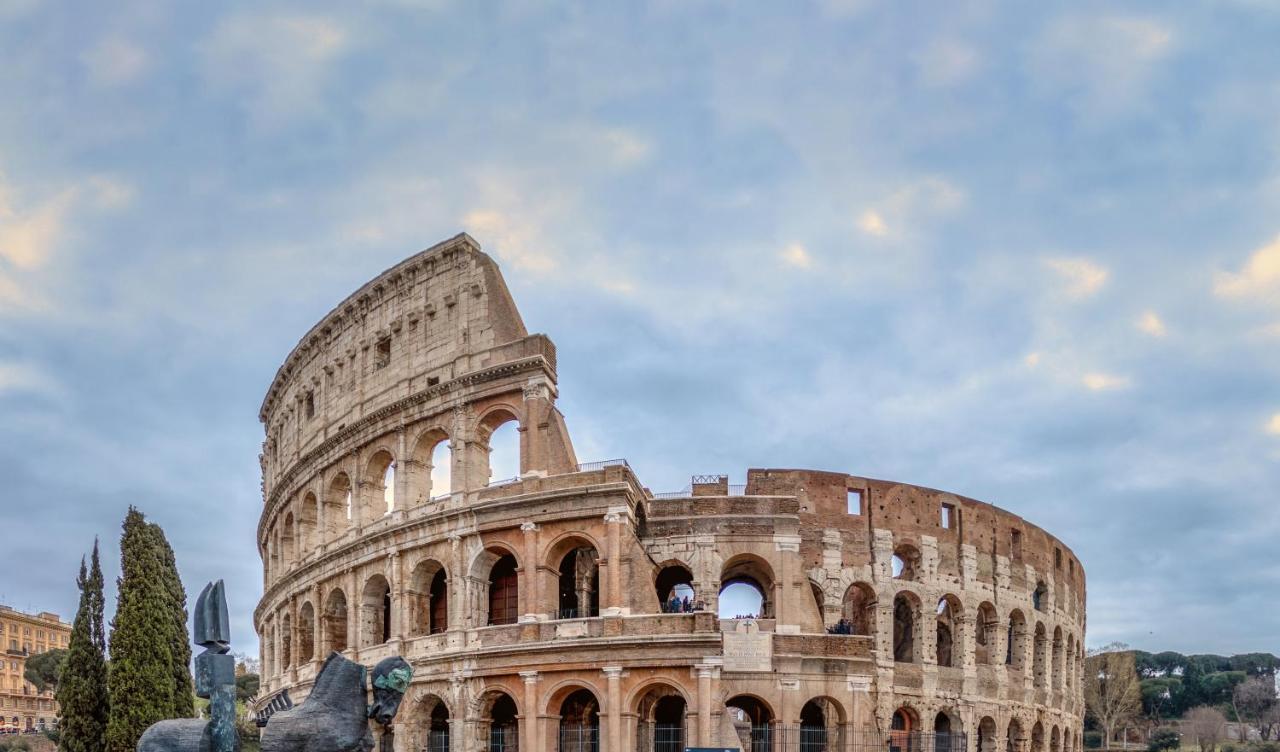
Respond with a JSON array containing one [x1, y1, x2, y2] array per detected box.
[[0, 605, 70, 732]]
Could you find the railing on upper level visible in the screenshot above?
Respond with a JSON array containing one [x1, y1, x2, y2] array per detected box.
[[575, 458, 629, 472]]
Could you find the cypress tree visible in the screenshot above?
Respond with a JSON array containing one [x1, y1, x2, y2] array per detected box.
[[56, 544, 109, 752], [105, 508, 175, 752], [148, 522, 194, 717]]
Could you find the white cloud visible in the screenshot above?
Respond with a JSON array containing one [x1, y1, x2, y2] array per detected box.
[[857, 210, 888, 237], [0, 361, 59, 397], [1082, 372, 1130, 391], [1267, 413, 1280, 436], [202, 13, 350, 128], [914, 40, 980, 88], [1024, 352, 1041, 368], [463, 209, 558, 274], [780, 243, 812, 269], [1137, 310, 1167, 337], [82, 38, 148, 86], [1214, 234, 1280, 300], [1032, 14, 1174, 116], [0, 185, 72, 271], [1044, 257, 1109, 298]]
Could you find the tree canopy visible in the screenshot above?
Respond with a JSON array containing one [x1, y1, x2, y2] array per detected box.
[[1132, 650, 1279, 722], [23, 648, 66, 694]]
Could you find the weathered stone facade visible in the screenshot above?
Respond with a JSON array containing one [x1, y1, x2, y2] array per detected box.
[[255, 234, 1086, 752]]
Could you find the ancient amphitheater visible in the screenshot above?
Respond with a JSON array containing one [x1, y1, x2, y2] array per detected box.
[[254, 234, 1086, 752]]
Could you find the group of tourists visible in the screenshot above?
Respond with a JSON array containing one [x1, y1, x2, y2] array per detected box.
[[661, 592, 700, 613], [826, 618, 859, 635]]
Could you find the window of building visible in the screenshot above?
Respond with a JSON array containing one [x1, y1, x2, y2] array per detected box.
[[374, 337, 391, 370], [1010, 529, 1023, 562], [847, 489, 863, 515], [940, 503, 955, 529], [305, 392, 315, 419]]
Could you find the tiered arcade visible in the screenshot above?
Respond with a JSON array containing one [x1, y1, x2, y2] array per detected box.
[[255, 234, 1086, 752]]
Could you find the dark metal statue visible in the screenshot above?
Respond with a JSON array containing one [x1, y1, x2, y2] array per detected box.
[[260, 653, 412, 752], [137, 580, 239, 752]]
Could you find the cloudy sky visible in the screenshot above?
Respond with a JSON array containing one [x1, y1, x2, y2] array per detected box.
[[2, 0, 1278, 657]]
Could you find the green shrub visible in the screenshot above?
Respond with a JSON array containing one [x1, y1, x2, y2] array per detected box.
[[1148, 728, 1181, 752], [1084, 731, 1104, 749]]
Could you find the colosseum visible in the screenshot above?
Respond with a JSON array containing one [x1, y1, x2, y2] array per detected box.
[[254, 234, 1086, 752]]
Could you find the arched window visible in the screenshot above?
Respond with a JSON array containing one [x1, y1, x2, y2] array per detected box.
[[800, 698, 841, 752], [323, 588, 348, 653], [635, 685, 687, 752], [297, 602, 315, 664], [280, 613, 292, 670], [557, 545, 600, 619], [1006, 610, 1027, 669], [934, 712, 962, 752], [1007, 719, 1024, 752], [841, 583, 876, 636], [412, 428, 451, 501], [408, 561, 448, 637], [558, 688, 600, 752], [428, 703, 449, 752], [299, 493, 318, 552], [365, 450, 395, 519], [325, 473, 352, 537], [892, 545, 921, 580], [382, 462, 396, 513], [488, 554, 519, 626], [893, 593, 920, 663], [975, 602, 998, 665], [719, 556, 774, 619], [936, 596, 961, 668], [281, 513, 296, 568], [480, 410, 521, 486], [656, 564, 696, 613], [890, 708, 918, 752], [488, 693, 519, 752], [978, 717, 998, 752], [1032, 581, 1048, 612], [726, 696, 773, 752], [1031, 723, 1044, 752], [360, 574, 392, 647]]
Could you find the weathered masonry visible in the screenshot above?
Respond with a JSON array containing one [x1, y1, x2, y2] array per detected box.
[[255, 233, 1086, 752]]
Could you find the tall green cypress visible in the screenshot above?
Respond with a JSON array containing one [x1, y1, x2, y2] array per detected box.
[[148, 522, 193, 717], [56, 543, 109, 752], [105, 508, 175, 752]]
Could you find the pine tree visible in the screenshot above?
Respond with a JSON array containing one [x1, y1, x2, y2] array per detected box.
[[105, 508, 176, 752], [56, 540, 109, 752], [149, 522, 194, 718]]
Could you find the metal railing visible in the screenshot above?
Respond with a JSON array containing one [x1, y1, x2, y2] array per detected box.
[[575, 458, 629, 472], [558, 725, 599, 752], [489, 725, 519, 752], [487, 477, 521, 488], [427, 729, 450, 752]]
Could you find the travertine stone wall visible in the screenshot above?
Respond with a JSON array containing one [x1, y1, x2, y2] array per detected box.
[[255, 236, 1085, 752]]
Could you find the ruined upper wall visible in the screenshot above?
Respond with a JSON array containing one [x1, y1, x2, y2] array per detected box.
[[258, 233, 544, 494]]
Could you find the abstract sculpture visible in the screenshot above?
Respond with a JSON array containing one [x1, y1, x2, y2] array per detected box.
[[137, 580, 239, 752], [260, 653, 412, 752]]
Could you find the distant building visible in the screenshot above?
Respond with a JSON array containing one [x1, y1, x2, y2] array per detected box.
[[0, 605, 70, 732], [255, 234, 1086, 752]]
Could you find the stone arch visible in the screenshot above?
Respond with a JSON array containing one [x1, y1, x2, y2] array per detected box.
[[893, 591, 922, 663], [546, 682, 602, 752], [935, 594, 963, 668], [892, 544, 921, 580], [1030, 722, 1045, 752], [545, 534, 601, 619], [1007, 718, 1025, 752], [297, 600, 315, 664], [719, 554, 776, 619], [473, 688, 520, 752], [404, 692, 452, 752], [890, 706, 920, 752], [411, 426, 452, 501], [632, 682, 690, 752], [725, 695, 774, 752], [840, 582, 876, 636], [360, 573, 392, 647], [298, 492, 318, 552], [279, 611, 292, 670], [469, 545, 521, 626], [408, 558, 448, 636], [800, 696, 845, 752], [978, 717, 998, 752], [364, 448, 396, 519], [1032, 581, 1048, 612], [975, 602, 998, 665], [323, 587, 348, 653], [324, 472, 353, 539], [477, 406, 522, 487], [655, 562, 695, 613], [280, 511, 296, 569], [933, 708, 964, 752], [1050, 726, 1061, 752]]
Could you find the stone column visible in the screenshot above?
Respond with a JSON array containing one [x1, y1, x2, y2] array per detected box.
[[288, 596, 299, 682], [396, 429, 410, 510], [604, 509, 626, 615], [449, 533, 465, 632], [696, 665, 714, 745], [604, 667, 623, 752], [522, 522, 541, 621], [520, 671, 540, 752], [347, 568, 359, 656], [390, 551, 404, 645], [312, 582, 324, 668]]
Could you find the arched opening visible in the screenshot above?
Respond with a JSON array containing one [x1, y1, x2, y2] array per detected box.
[[1006, 610, 1027, 670], [412, 428, 452, 500], [890, 707, 918, 752], [281, 512, 296, 568], [280, 612, 292, 669], [323, 588, 348, 653], [431, 441, 452, 498], [360, 574, 392, 647], [934, 711, 962, 752], [1033, 622, 1048, 687], [719, 556, 774, 619], [1007, 719, 1024, 752], [1052, 627, 1064, 689], [892, 545, 921, 580], [800, 698, 842, 752], [893, 592, 920, 663], [635, 685, 687, 752], [655, 564, 695, 613], [1031, 723, 1044, 752], [978, 717, 998, 752], [408, 560, 448, 637], [263, 624, 275, 677], [975, 602, 998, 665], [365, 450, 396, 519], [557, 688, 600, 752], [297, 601, 315, 664], [838, 583, 876, 635], [488, 554, 520, 626], [483, 412, 521, 485], [809, 581, 827, 625], [298, 493, 318, 552], [726, 695, 773, 752], [325, 473, 352, 537], [556, 545, 600, 619], [429, 703, 450, 752], [936, 595, 961, 668], [1032, 581, 1048, 612], [1050, 726, 1061, 752], [484, 692, 519, 752]]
